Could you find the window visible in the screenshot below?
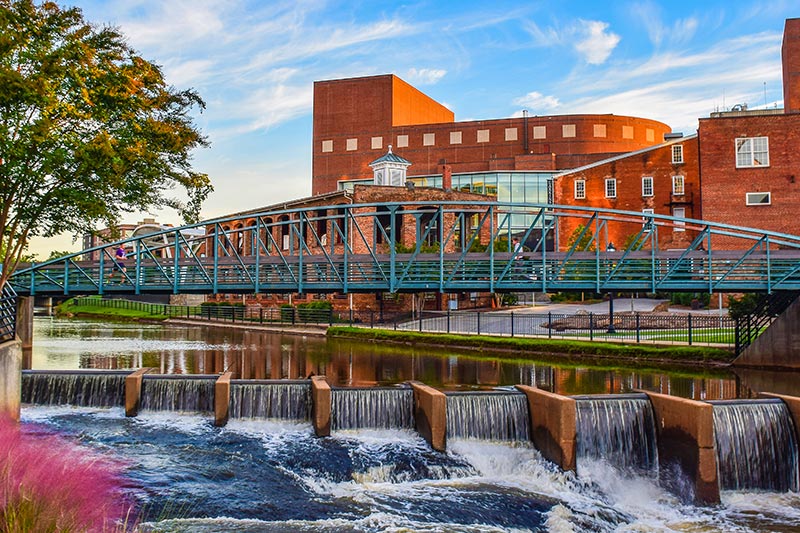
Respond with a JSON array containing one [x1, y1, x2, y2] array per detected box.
[[397, 135, 409, 148], [593, 124, 607, 138], [673, 207, 685, 232], [642, 208, 654, 232], [423, 133, 435, 146], [321, 140, 333, 153], [562, 124, 576, 138], [672, 144, 684, 164], [574, 180, 586, 199], [605, 178, 617, 198], [450, 131, 462, 144], [346, 138, 357, 151], [642, 177, 653, 197], [533, 126, 546, 139], [746, 192, 771, 205], [672, 175, 685, 195], [371, 136, 382, 149], [736, 137, 769, 167], [477, 129, 490, 143], [505, 128, 518, 141]]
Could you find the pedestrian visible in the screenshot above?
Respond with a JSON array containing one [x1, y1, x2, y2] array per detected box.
[[109, 244, 127, 283]]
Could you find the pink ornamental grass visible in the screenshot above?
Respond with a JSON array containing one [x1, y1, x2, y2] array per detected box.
[[0, 417, 135, 532]]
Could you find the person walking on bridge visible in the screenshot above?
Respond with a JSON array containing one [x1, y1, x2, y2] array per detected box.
[[109, 244, 127, 284]]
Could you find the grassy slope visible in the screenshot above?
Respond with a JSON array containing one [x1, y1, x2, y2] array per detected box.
[[55, 299, 168, 321], [326, 326, 735, 366]]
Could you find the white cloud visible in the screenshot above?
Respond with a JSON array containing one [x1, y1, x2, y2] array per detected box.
[[405, 68, 447, 85], [513, 91, 561, 111], [632, 2, 698, 47], [574, 20, 620, 64], [522, 18, 620, 64]]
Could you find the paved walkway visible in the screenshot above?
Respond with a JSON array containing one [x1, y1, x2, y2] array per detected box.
[[510, 297, 730, 317]]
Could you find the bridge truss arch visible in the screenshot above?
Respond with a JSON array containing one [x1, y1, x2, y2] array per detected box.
[[10, 202, 800, 296]]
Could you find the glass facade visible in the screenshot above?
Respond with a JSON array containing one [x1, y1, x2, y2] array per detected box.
[[338, 171, 556, 240]]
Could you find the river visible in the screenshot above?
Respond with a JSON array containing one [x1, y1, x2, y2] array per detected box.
[[20, 317, 800, 532]]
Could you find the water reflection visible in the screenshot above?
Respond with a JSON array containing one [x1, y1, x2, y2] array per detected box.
[[30, 317, 798, 399]]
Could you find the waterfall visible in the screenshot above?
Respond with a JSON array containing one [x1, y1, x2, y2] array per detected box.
[[575, 394, 658, 472], [229, 380, 311, 420], [331, 387, 415, 430], [446, 392, 530, 441], [140, 376, 216, 413], [21, 370, 127, 407], [712, 399, 799, 491]]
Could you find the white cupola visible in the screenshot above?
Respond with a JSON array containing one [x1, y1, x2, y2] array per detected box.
[[369, 145, 412, 186]]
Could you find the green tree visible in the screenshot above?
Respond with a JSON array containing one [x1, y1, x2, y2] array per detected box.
[[0, 0, 212, 289], [566, 224, 595, 251]]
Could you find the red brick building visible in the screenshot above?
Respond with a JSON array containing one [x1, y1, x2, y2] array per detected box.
[[313, 75, 671, 194], [553, 134, 699, 250], [696, 18, 800, 248]]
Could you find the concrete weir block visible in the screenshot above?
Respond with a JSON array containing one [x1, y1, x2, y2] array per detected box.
[[642, 391, 719, 505], [215, 372, 233, 427], [0, 339, 22, 421], [516, 386, 576, 472], [125, 368, 153, 417], [409, 381, 446, 452], [759, 392, 800, 443], [311, 376, 331, 437]]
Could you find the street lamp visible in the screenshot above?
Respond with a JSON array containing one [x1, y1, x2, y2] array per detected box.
[[606, 242, 616, 334]]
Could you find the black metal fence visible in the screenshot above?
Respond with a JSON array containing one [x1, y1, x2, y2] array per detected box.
[[0, 284, 17, 343], [73, 297, 735, 348], [395, 309, 736, 347]]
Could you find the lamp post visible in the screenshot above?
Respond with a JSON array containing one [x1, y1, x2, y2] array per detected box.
[[606, 242, 616, 334]]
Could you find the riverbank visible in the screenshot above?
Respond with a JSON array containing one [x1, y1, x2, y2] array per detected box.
[[53, 298, 735, 368], [326, 326, 735, 368], [55, 299, 169, 321]]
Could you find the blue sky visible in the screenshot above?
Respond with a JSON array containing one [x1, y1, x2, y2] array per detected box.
[[30, 0, 798, 256]]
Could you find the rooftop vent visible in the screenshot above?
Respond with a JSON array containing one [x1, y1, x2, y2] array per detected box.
[[664, 132, 684, 140]]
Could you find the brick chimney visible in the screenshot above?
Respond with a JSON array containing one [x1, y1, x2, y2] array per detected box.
[[783, 18, 800, 113], [441, 164, 452, 191]]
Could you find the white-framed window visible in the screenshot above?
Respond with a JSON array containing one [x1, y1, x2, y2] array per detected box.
[[672, 175, 685, 195], [605, 178, 617, 198], [397, 134, 409, 148], [321, 140, 333, 153], [642, 176, 653, 197], [505, 128, 518, 141], [423, 133, 435, 146], [673, 207, 686, 232], [450, 131, 462, 144], [736, 137, 769, 167], [562, 124, 576, 138], [371, 136, 383, 149], [672, 144, 684, 164], [746, 192, 771, 205], [533, 126, 546, 139], [642, 208, 654, 232], [574, 179, 586, 199], [346, 138, 357, 151], [477, 129, 490, 143]]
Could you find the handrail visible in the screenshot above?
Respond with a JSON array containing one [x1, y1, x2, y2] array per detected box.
[[0, 283, 17, 343]]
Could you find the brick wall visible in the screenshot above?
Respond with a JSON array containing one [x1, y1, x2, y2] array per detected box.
[[699, 113, 800, 248], [312, 76, 671, 194], [554, 138, 700, 251]]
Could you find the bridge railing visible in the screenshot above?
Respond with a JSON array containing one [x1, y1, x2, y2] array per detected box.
[[0, 283, 17, 343]]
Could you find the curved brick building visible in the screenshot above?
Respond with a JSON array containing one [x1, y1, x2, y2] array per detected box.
[[313, 74, 672, 194]]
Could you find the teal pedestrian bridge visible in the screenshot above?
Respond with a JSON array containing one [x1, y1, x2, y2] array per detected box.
[[8, 202, 800, 297]]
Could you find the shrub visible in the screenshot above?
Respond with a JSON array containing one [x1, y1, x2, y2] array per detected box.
[[0, 418, 135, 532]]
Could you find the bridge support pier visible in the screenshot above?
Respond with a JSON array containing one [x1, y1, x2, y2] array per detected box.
[[16, 296, 34, 352], [0, 339, 21, 421], [734, 295, 800, 369], [642, 391, 719, 505], [516, 386, 577, 472]]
